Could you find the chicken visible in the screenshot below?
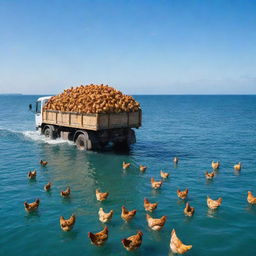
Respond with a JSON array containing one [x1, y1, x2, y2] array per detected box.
[[44, 182, 51, 191], [151, 178, 163, 189], [96, 189, 109, 201], [40, 160, 48, 166], [184, 202, 195, 217], [205, 171, 215, 180], [123, 161, 131, 170], [173, 157, 179, 164], [88, 226, 108, 246], [144, 198, 158, 212], [146, 214, 167, 231], [207, 196, 222, 209], [27, 170, 36, 179], [122, 231, 143, 251], [121, 206, 136, 222], [160, 170, 169, 179], [60, 186, 71, 197], [59, 214, 76, 231], [177, 188, 189, 199], [170, 229, 192, 254], [211, 161, 220, 170], [247, 191, 256, 204], [98, 208, 114, 223], [234, 162, 241, 171], [139, 165, 147, 172], [24, 198, 40, 212]]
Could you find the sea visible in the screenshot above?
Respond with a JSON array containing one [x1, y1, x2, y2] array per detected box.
[[0, 95, 255, 256]]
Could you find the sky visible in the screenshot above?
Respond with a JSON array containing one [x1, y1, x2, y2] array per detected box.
[[0, 0, 256, 95]]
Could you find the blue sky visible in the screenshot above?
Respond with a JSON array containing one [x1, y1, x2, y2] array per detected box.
[[0, 0, 256, 94]]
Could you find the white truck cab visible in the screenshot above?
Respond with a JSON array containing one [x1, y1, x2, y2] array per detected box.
[[35, 96, 52, 131]]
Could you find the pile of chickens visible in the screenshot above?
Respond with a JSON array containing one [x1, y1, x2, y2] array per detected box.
[[43, 84, 140, 114]]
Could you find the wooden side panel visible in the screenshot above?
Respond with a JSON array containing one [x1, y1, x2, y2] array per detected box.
[[70, 114, 82, 126], [98, 114, 109, 129], [82, 114, 98, 129], [61, 113, 70, 125], [56, 112, 62, 124], [46, 111, 56, 123], [42, 110, 141, 131], [109, 112, 128, 128], [129, 111, 140, 127]]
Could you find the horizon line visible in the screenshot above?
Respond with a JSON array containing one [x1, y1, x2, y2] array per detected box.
[[1, 93, 256, 96]]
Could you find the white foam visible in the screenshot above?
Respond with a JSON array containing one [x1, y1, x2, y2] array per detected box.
[[22, 130, 74, 145]]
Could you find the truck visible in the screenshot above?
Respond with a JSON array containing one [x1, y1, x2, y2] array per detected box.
[[34, 96, 142, 150]]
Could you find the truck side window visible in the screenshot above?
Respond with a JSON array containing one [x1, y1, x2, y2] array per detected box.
[[36, 101, 41, 113]]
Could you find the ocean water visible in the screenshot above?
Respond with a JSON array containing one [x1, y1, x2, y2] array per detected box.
[[0, 95, 256, 256]]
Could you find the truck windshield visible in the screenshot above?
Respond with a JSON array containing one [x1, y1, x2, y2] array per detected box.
[[36, 101, 41, 113]]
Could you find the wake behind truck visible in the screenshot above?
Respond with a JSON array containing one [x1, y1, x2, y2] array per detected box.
[[34, 91, 142, 150]]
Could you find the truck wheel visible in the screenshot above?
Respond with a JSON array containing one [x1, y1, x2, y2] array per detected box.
[[43, 126, 57, 139], [75, 133, 92, 150]]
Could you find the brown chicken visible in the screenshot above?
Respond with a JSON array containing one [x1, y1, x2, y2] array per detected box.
[[146, 214, 167, 231], [96, 189, 109, 201], [123, 161, 131, 170], [205, 171, 215, 180], [59, 214, 76, 231], [170, 229, 192, 254], [40, 160, 48, 166], [27, 170, 36, 179], [151, 178, 163, 189], [160, 170, 169, 179], [98, 208, 114, 223], [139, 165, 147, 172], [144, 198, 158, 212], [122, 231, 143, 251], [173, 157, 179, 164], [121, 206, 136, 222], [234, 162, 241, 171], [177, 188, 189, 199], [88, 226, 108, 246], [60, 186, 71, 197], [211, 161, 220, 170], [247, 191, 256, 204], [44, 182, 51, 191], [184, 202, 195, 217], [24, 198, 40, 212], [207, 196, 222, 209]]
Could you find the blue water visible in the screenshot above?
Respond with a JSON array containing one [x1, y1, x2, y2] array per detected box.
[[0, 95, 256, 256]]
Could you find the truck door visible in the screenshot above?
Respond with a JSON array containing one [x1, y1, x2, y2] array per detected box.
[[35, 100, 42, 129]]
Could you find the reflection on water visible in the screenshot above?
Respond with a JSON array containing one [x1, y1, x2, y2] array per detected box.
[[176, 199, 187, 206], [233, 170, 241, 176], [24, 211, 41, 220], [59, 229, 79, 241], [205, 179, 214, 185], [207, 208, 218, 218], [245, 205, 256, 215]]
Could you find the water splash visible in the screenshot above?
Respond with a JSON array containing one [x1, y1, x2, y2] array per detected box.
[[22, 130, 74, 145], [0, 127, 74, 145]]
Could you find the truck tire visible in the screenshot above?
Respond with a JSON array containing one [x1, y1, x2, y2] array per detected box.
[[75, 133, 92, 150], [43, 125, 57, 139]]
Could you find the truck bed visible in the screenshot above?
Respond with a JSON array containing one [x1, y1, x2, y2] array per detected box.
[[42, 109, 142, 131]]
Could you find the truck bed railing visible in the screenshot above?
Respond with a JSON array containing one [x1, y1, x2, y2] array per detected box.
[[42, 109, 142, 131]]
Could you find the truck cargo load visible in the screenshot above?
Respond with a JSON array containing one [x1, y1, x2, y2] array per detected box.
[[34, 84, 142, 150]]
